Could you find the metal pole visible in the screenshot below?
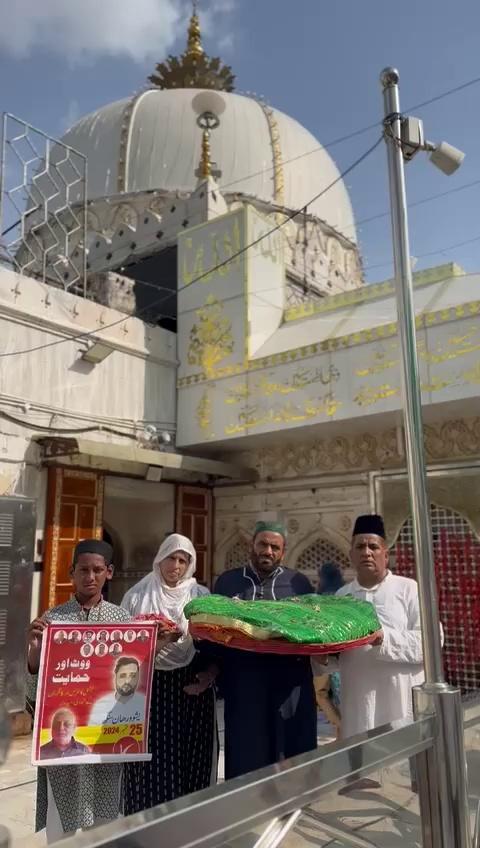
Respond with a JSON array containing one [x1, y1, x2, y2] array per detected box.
[[380, 68, 443, 685], [0, 114, 7, 243], [380, 66, 472, 848]]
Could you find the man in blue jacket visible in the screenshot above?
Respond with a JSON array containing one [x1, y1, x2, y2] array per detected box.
[[214, 521, 317, 780]]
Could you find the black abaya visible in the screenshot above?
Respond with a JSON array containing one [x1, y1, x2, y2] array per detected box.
[[124, 658, 216, 814]]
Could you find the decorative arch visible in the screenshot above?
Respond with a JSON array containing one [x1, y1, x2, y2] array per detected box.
[[224, 538, 251, 572], [291, 530, 352, 588], [215, 526, 252, 576], [394, 503, 480, 692]]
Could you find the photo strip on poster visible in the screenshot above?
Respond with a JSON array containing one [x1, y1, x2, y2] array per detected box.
[[32, 623, 156, 766]]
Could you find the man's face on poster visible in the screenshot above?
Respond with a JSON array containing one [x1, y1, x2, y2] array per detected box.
[[115, 662, 139, 697], [52, 710, 76, 750]]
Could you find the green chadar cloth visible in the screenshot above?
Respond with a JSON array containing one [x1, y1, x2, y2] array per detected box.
[[185, 593, 380, 645]]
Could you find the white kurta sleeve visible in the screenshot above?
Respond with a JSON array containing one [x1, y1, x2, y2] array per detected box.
[[377, 584, 424, 665]]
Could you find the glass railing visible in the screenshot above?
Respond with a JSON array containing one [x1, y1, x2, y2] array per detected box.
[[17, 718, 432, 848], [463, 693, 480, 845]]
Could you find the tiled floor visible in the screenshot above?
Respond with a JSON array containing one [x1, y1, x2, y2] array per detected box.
[[0, 735, 38, 843], [1, 716, 479, 847]]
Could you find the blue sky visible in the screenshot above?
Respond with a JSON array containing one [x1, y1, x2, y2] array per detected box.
[[1, 0, 479, 284]]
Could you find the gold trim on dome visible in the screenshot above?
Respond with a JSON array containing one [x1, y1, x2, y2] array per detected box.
[[177, 298, 480, 387], [117, 96, 139, 193], [258, 101, 285, 208]]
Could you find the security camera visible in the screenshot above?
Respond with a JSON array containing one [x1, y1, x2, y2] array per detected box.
[[399, 115, 465, 176], [428, 141, 465, 176]]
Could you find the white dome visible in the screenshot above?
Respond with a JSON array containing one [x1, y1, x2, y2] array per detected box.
[[62, 88, 356, 241]]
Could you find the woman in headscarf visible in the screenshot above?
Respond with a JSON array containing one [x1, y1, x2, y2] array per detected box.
[[121, 533, 218, 815], [314, 562, 345, 736]]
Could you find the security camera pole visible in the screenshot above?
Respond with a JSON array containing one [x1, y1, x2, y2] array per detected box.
[[380, 68, 471, 848]]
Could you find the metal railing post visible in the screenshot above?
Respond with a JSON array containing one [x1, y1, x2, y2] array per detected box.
[[380, 66, 472, 848], [473, 801, 480, 848]]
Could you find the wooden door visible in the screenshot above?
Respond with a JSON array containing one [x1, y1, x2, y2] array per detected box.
[[42, 468, 104, 611], [176, 486, 212, 586]]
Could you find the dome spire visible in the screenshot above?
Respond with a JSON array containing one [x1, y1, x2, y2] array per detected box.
[[147, 2, 235, 91], [186, 2, 204, 60]]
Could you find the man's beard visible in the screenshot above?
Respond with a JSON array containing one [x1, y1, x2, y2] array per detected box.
[[118, 684, 135, 697], [252, 554, 276, 571]]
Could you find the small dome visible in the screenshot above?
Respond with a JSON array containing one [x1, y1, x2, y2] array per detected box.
[[62, 88, 356, 241]]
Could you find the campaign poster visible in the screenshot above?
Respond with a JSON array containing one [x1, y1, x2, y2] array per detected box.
[[32, 623, 156, 766]]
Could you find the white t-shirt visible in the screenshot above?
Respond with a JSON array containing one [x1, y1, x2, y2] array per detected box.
[[89, 692, 146, 726]]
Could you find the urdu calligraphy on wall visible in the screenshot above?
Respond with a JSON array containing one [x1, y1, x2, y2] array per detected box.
[[176, 202, 480, 448], [352, 323, 480, 407]]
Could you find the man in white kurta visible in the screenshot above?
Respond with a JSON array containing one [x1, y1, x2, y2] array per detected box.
[[336, 514, 424, 739]]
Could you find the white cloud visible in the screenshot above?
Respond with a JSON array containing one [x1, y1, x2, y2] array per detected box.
[[197, 0, 236, 55], [0, 0, 237, 63], [0, 0, 203, 63], [217, 32, 235, 53]]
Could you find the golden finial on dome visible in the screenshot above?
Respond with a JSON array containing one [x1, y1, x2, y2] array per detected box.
[[186, 1, 204, 60], [192, 91, 226, 182], [148, 1, 235, 91], [199, 128, 213, 179]]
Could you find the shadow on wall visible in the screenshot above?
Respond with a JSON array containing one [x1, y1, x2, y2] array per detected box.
[[102, 525, 122, 602]]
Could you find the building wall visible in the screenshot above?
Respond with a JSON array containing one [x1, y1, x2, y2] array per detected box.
[[0, 267, 179, 612], [214, 416, 480, 585], [0, 267, 176, 431], [103, 475, 175, 603], [214, 474, 369, 585], [0, 267, 176, 501]]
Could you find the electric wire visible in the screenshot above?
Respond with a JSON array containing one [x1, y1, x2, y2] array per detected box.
[[0, 136, 382, 358]]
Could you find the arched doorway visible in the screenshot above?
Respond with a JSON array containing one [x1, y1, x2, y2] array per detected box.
[[395, 504, 480, 692], [224, 539, 250, 571]]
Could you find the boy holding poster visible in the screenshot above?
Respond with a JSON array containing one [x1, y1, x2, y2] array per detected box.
[[26, 539, 133, 844]]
